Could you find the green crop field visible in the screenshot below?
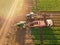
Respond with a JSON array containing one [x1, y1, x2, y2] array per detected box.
[[31, 27, 60, 45], [32, 0, 60, 11]]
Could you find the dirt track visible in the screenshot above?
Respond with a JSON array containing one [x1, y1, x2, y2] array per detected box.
[[0, 0, 34, 45]]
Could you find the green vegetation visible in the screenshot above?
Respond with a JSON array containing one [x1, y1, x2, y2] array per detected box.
[[31, 27, 60, 45], [32, 0, 60, 11]]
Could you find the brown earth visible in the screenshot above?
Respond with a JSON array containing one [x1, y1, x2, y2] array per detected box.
[[0, 0, 34, 45]]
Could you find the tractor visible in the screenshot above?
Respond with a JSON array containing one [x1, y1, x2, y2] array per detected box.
[[16, 12, 53, 28]]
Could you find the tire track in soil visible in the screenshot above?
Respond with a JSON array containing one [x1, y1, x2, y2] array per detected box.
[[15, 0, 34, 45], [0, 0, 34, 45]]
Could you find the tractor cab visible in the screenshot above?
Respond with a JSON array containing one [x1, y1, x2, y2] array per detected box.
[[46, 18, 53, 27], [16, 21, 26, 28], [26, 12, 35, 22]]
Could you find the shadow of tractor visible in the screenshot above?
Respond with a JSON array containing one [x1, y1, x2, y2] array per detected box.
[[31, 27, 58, 45]]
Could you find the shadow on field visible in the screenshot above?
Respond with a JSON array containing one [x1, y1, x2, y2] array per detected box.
[[42, 27, 58, 45], [31, 27, 40, 45], [15, 28, 26, 45], [31, 27, 58, 45]]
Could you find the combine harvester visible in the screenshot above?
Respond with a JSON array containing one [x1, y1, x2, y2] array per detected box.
[[16, 12, 53, 45], [26, 12, 53, 45]]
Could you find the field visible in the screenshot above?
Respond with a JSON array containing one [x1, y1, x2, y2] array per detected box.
[[0, 0, 15, 16], [0, 0, 60, 45], [31, 27, 60, 45], [32, 0, 60, 11], [0, 0, 32, 45], [31, 0, 60, 45]]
